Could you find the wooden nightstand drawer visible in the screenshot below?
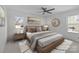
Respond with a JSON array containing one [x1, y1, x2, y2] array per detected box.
[[14, 33, 26, 40]]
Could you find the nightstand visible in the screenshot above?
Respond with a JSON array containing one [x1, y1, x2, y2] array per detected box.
[[14, 33, 26, 40]]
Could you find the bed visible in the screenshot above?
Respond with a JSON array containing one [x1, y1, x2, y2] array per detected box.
[[25, 26, 64, 53]]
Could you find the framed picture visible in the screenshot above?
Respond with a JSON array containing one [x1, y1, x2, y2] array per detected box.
[[51, 18, 60, 27], [0, 17, 5, 26], [0, 6, 5, 27], [27, 17, 41, 26]]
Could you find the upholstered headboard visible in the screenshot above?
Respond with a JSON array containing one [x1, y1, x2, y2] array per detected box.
[[25, 26, 42, 33]]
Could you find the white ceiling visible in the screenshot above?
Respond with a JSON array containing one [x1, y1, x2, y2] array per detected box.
[[6, 5, 79, 15]]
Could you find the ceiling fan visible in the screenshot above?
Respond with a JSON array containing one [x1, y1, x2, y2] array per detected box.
[[41, 7, 55, 14]]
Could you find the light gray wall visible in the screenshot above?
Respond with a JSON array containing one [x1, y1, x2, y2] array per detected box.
[[6, 5, 79, 42], [0, 6, 7, 52], [6, 6, 46, 40], [46, 8, 79, 42], [7, 7, 28, 40]]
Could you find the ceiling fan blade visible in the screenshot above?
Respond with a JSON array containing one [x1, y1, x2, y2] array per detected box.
[[47, 11, 52, 14], [41, 7, 45, 10], [41, 7, 47, 11], [47, 8, 55, 11]]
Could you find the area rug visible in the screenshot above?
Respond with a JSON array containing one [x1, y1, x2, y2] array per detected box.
[[18, 40, 32, 53], [56, 39, 73, 50], [51, 49, 66, 53], [51, 39, 73, 53], [18, 39, 73, 53]]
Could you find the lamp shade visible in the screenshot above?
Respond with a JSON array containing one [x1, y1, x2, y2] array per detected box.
[[15, 25, 21, 28]]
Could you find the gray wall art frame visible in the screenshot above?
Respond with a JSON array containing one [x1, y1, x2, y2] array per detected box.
[[51, 18, 60, 27], [0, 6, 5, 27]]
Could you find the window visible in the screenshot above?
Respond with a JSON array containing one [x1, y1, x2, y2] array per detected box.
[[68, 15, 79, 33], [15, 16, 24, 33]]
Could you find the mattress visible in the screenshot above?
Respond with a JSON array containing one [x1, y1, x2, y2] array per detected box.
[[38, 34, 63, 48]]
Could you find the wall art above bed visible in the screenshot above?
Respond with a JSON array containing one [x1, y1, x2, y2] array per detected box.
[[27, 17, 41, 26]]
